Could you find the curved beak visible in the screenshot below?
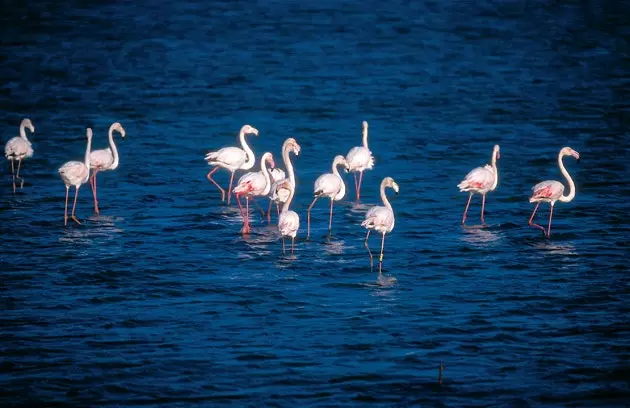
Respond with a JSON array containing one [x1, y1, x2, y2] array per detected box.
[[497, 152, 500, 160], [573, 151, 580, 161]]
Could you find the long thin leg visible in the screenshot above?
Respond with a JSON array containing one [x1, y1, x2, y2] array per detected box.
[[291, 237, 295, 255], [357, 171, 364, 201], [91, 170, 100, 214], [71, 186, 82, 225], [242, 198, 251, 234], [353, 172, 359, 201], [528, 202, 545, 235], [379, 232, 386, 273], [64, 186, 70, 225], [480, 193, 486, 224], [235, 193, 246, 220], [227, 171, 236, 206], [267, 200, 273, 222], [16, 159, 23, 189], [364, 230, 373, 270], [462, 193, 473, 225], [276, 202, 280, 217], [306, 196, 319, 240], [206, 167, 225, 202], [10, 159, 15, 194], [547, 204, 554, 238], [282, 237, 286, 255], [328, 199, 334, 235]]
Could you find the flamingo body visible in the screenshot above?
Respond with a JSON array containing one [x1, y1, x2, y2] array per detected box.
[[88, 122, 125, 214], [5, 118, 35, 192], [233, 152, 275, 234], [458, 145, 500, 225], [314, 173, 345, 201], [90, 148, 116, 170], [346, 121, 374, 201], [362, 177, 399, 271], [59, 161, 90, 187], [279, 210, 299, 239], [530, 180, 565, 203]]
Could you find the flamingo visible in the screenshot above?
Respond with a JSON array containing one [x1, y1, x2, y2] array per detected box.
[[362, 177, 399, 271], [346, 121, 374, 201], [4, 118, 35, 193], [88, 122, 126, 215], [233, 152, 275, 234], [528, 146, 580, 238], [457, 144, 500, 225], [306, 155, 350, 239], [277, 179, 300, 255], [58, 128, 93, 226], [268, 138, 301, 222], [266, 167, 285, 221], [205, 124, 258, 205]]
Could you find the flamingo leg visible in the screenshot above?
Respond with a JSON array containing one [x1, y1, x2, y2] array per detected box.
[[64, 186, 70, 225], [206, 167, 226, 202], [227, 171, 235, 205], [235, 192, 246, 219], [379, 232, 386, 273], [353, 172, 358, 200], [547, 204, 554, 238], [250, 198, 266, 218], [328, 198, 334, 235], [241, 198, 251, 234], [528, 202, 546, 235], [462, 193, 473, 225], [91, 170, 100, 215], [480, 193, 486, 225], [306, 196, 319, 240], [357, 171, 364, 201], [291, 237, 295, 255], [282, 237, 286, 255], [71, 186, 82, 225], [10, 159, 15, 194], [16, 159, 23, 189], [267, 200, 273, 223], [276, 202, 280, 217], [364, 230, 373, 270]]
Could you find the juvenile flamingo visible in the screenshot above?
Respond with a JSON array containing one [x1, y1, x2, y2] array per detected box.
[[205, 125, 258, 205], [306, 155, 350, 239], [268, 138, 301, 222], [528, 146, 580, 238], [362, 177, 399, 271], [58, 128, 93, 226], [89, 122, 126, 214], [457, 145, 500, 225], [278, 179, 300, 255], [233, 152, 275, 234], [346, 121, 374, 201], [4, 118, 35, 193]]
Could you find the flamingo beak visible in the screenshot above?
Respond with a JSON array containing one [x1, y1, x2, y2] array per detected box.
[[572, 150, 580, 161], [497, 152, 500, 160]]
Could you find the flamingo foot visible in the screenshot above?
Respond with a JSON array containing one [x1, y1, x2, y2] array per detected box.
[[94, 201, 100, 215], [71, 216, 82, 225], [529, 223, 546, 236], [241, 225, 251, 234]]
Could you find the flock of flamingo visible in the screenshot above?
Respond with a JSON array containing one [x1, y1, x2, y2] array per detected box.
[[4, 118, 580, 270]]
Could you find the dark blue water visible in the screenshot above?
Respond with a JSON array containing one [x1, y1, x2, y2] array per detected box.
[[2, 0, 630, 406]]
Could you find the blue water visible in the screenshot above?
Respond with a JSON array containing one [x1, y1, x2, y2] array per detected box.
[[2, 0, 630, 406]]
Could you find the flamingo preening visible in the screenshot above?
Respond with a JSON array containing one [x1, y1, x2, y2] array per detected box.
[[528, 147, 580, 238], [457, 145, 500, 225], [307, 155, 350, 239], [346, 121, 374, 201], [205, 125, 258, 205], [58, 128, 93, 226], [362, 177, 399, 271], [233, 152, 275, 234], [4, 118, 35, 193], [268, 138, 301, 222], [277, 179, 299, 255], [89, 122, 126, 214]]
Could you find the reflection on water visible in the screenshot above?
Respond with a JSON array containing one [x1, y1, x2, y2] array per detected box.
[[323, 237, 346, 256], [532, 241, 578, 257], [460, 226, 500, 246]]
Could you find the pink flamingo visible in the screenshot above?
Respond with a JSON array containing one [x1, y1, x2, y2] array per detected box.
[[346, 121, 374, 201], [4, 118, 35, 193], [528, 147, 580, 238], [89, 122, 126, 214], [277, 179, 300, 255], [58, 128, 93, 226], [268, 138, 301, 222], [307, 155, 350, 239], [267, 168, 285, 221], [233, 152, 275, 234], [457, 145, 500, 225], [362, 177, 399, 271], [205, 125, 258, 205]]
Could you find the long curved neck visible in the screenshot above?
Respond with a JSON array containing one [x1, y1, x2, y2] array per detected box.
[[381, 182, 393, 211], [261, 156, 271, 193], [362, 126, 368, 148], [558, 153, 576, 203], [332, 159, 342, 177], [240, 130, 255, 170], [490, 150, 499, 190], [19, 123, 29, 140], [84, 137, 92, 169], [281, 184, 295, 213], [283, 146, 296, 186], [109, 126, 120, 168]]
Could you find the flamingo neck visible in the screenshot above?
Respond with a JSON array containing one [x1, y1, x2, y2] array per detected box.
[[84, 136, 92, 170], [362, 126, 369, 149], [380, 180, 393, 212], [260, 154, 272, 195], [281, 183, 295, 213], [558, 152, 576, 203], [108, 125, 120, 169], [240, 130, 255, 170], [19, 122, 29, 140], [283, 145, 296, 187], [490, 149, 499, 190]]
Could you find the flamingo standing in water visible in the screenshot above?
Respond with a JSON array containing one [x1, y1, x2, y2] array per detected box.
[[278, 179, 300, 255], [205, 125, 258, 205], [346, 121, 374, 201], [58, 128, 93, 226], [528, 146, 580, 238], [267, 167, 285, 221], [457, 145, 500, 225], [233, 152, 275, 234], [89, 122, 126, 214], [4, 118, 35, 193], [362, 177, 399, 271], [268, 138, 301, 222], [307, 155, 350, 239]]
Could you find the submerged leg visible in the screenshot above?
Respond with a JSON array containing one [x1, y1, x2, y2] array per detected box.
[[71, 186, 82, 225], [547, 204, 555, 238], [16, 159, 23, 189], [282, 237, 286, 255], [267, 200, 273, 223], [357, 171, 364, 201], [528, 202, 546, 235], [480, 193, 486, 225], [291, 237, 295, 255], [328, 198, 334, 235], [206, 167, 225, 202], [227, 171, 236, 205], [306, 196, 319, 240], [64, 186, 70, 225], [364, 230, 373, 270], [91, 170, 100, 214], [241, 198, 251, 234], [10, 160, 15, 194], [462, 193, 473, 225], [353, 172, 358, 201], [379, 232, 386, 273]]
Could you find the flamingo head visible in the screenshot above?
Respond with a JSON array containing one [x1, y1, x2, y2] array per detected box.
[[383, 177, 399, 195], [493, 144, 500, 160], [111, 122, 126, 138], [285, 138, 301, 156], [263, 152, 275, 169], [241, 125, 259, 136], [86, 128, 93, 139], [22, 118, 35, 133], [362, 120, 368, 130], [561, 147, 580, 161], [334, 155, 350, 172]]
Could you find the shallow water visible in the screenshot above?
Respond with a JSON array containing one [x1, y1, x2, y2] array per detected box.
[[2, 0, 630, 406]]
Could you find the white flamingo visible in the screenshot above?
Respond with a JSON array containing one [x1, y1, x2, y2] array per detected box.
[[528, 146, 580, 238], [233, 152, 275, 234], [89, 122, 126, 215], [266, 168, 285, 220], [457, 145, 500, 225], [362, 177, 399, 271], [4, 118, 35, 193], [307, 155, 350, 239], [346, 121, 374, 201], [58, 128, 93, 226], [205, 125, 258, 205], [278, 179, 300, 255], [268, 138, 301, 222]]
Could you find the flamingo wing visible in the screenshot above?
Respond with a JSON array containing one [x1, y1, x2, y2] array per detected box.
[[59, 161, 89, 186], [4, 137, 33, 159], [278, 211, 300, 238], [361, 206, 394, 232], [346, 146, 374, 171], [90, 148, 114, 169], [234, 171, 266, 196], [457, 166, 494, 192], [530, 180, 564, 201], [205, 146, 246, 167], [314, 173, 342, 196]]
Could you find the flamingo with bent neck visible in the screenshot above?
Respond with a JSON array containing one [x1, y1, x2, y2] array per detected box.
[[205, 125, 258, 205], [268, 138, 301, 222], [89, 122, 126, 214], [233, 152, 275, 234], [362, 177, 399, 271], [346, 121, 374, 201], [278, 179, 300, 255], [528, 146, 580, 238], [58, 128, 93, 226], [457, 144, 500, 225], [306, 155, 350, 240], [4, 118, 35, 193]]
